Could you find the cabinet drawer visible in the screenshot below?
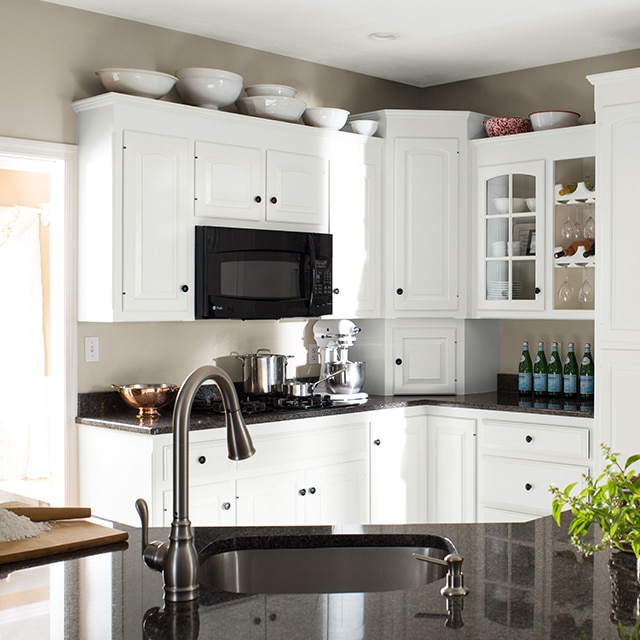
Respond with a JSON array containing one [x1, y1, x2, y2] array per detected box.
[[162, 439, 237, 483], [481, 420, 590, 461], [479, 455, 588, 514]]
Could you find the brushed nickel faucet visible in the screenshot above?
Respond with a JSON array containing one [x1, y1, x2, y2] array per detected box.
[[136, 365, 255, 603]]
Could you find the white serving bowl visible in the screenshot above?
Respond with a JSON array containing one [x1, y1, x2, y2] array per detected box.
[[95, 68, 178, 99], [245, 84, 297, 98], [526, 198, 536, 211], [493, 197, 528, 214], [236, 96, 307, 122], [175, 68, 243, 109], [529, 110, 580, 131], [302, 107, 350, 130], [350, 119, 379, 136]]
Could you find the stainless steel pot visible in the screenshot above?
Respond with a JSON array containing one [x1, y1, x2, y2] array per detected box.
[[283, 367, 348, 397], [325, 361, 365, 394], [235, 349, 293, 394]]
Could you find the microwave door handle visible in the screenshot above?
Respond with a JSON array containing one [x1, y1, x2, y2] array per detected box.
[[307, 234, 316, 309]]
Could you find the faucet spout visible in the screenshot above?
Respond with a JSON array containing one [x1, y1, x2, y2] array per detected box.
[[138, 365, 255, 603]]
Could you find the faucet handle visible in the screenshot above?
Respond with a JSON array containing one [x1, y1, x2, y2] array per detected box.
[[413, 552, 470, 597], [135, 498, 169, 573]]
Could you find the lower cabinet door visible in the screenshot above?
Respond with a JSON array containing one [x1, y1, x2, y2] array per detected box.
[[163, 480, 236, 526], [236, 470, 303, 526]]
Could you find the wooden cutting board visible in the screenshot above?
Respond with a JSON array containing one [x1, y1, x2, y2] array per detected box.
[[0, 518, 129, 565]]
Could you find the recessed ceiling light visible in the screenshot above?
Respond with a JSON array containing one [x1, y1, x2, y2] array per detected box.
[[368, 32, 399, 42]]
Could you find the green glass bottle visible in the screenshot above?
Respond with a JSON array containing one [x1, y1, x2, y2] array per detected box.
[[580, 343, 594, 399], [533, 342, 548, 396], [563, 342, 579, 398], [547, 342, 562, 397], [518, 341, 533, 394]]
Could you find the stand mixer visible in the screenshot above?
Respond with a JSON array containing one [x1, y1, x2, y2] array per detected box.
[[313, 319, 368, 406]]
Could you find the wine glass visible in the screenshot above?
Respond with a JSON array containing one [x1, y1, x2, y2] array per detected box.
[[570, 209, 583, 241], [560, 212, 574, 242], [557, 267, 575, 305], [578, 267, 594, 304], [583, 212, 595, 239]]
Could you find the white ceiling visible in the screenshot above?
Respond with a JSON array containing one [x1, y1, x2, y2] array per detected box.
[[44, 0, 640, 87]]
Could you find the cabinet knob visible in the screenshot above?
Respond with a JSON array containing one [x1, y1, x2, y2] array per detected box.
[[270, 196, 278, 204], [269, 613, 277, 622], [333, 288, 340, 295], [535, 287, 541, 294], [525, 435, 533, 443], [395, 358, 403, 365], [374, 439, 381, 446], [197, 456, 206, 464], [525, 483, 533, 491], [299, 488, 306, 496], [254, 195, 262, 203], [221, 502, 231, 511], [309, 487, 316, 494], [396, 288, 404, 295], [253, 617, 262, 626], [181, 284, 189, 293]]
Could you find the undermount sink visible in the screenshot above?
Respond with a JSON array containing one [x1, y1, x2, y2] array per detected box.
[[199, 534, 454, 594]]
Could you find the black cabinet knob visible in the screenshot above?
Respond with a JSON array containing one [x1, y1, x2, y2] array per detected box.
[[396, 288, 404, 295], [395, 358, 403, 365], [254, 195, 262, 203], [270, 196, 278, 204], [253, 617, 262, 626], [221, 502, 231, 511], [299, 488, 306, 496], [333, 288, 340, 295], [525, 483, 533, 491], [525, 435, 533, 443], [181, 284, 189, 293], [373, 439, 381, 446], [535, 287, 541, 294], [197, 456, 206, 464], [309, 487, 316, 494], [269, 613, 277, 622]]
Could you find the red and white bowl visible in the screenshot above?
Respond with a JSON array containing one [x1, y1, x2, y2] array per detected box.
[[484, 116, 532, 137]]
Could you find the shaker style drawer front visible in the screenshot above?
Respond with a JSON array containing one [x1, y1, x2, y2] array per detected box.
[[479, 455, 589, 513], [162, 440, 236, 482], [480, 420, 590, 461]]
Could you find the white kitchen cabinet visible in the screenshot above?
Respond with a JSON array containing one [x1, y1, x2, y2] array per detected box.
[[471, 125, 595, 319], [350, 110, 488, 318], [194, 139, 329, 231], [74, 98, 193, 321], [370, 408, 428, 524], [477, 413, 592, 522], [329, 137, 383, 318], [588, 68, 640, 464], [426, 413, 476, 523]]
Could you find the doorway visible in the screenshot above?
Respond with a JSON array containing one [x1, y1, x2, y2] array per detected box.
[[0, 137, 77, 506]]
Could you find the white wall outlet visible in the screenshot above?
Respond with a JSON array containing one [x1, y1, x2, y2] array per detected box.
[[309, 344, 319, 364], [84, 336, 100, 363]]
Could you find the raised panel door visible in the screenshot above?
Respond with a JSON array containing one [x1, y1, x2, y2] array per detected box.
[[121, 130, 191, 317]]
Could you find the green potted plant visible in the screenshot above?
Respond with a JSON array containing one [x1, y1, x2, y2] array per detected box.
[[550, 443, 640, 560]]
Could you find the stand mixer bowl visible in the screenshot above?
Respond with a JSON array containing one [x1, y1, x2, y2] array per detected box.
[[325, 361, 365, 394]]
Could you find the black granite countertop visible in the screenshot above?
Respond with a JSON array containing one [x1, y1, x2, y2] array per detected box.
[[76, 387, 593, 435], [0, 514, 633, 639]]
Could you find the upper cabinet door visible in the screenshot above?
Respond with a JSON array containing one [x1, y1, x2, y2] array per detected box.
[[194, 140, 263, 223], [121, 130, 192, 318], [476, 160, 545, 313], [265, 150, 328, 229], [392, 138, 460, 313]]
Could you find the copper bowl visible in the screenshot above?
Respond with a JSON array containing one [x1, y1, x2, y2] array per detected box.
[[111, 383, 180, 418]]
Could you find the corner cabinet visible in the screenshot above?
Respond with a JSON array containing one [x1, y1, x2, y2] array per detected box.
[[73, 92, 381, 322], [471, 125, 596, 319], [350, 110, 489, 318]]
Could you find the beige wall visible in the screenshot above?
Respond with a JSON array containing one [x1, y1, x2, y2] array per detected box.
[[0, 0, 420, 145]]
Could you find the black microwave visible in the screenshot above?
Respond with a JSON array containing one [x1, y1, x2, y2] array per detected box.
[[195, 226, 333, 320]]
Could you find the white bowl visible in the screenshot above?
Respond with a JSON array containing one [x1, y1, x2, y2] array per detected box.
[[302, 107, 350, 130], [236, 96, 307, 122], [95, 68, 178, 99], [175, 68, 243, 109], [350, 120, 379, 136], [529, 110, 580, 131], [493, 197, 528, 214], [526, 198, 536, 211], [245, 84, 297, 98]]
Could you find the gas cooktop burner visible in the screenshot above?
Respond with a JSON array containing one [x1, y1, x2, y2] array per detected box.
[[207, 393, 333, 415]]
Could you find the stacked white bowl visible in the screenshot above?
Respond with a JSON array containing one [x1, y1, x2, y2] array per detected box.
[[236, 84, 306, 123], [175, 68, 244, 109]]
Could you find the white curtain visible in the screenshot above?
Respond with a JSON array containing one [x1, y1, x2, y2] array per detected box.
[[0, 205, 50, 479]]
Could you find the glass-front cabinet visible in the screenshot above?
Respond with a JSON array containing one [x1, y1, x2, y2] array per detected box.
[[478, 160, 545, 312]]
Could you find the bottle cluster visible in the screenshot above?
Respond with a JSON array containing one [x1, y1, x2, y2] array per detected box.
[[518, 340, 594, 408]]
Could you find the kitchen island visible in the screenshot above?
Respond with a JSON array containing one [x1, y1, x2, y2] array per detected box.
[[0, 514, 634, 639]]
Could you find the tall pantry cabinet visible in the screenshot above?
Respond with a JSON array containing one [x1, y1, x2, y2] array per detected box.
[[588, 68, 640, 463]]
